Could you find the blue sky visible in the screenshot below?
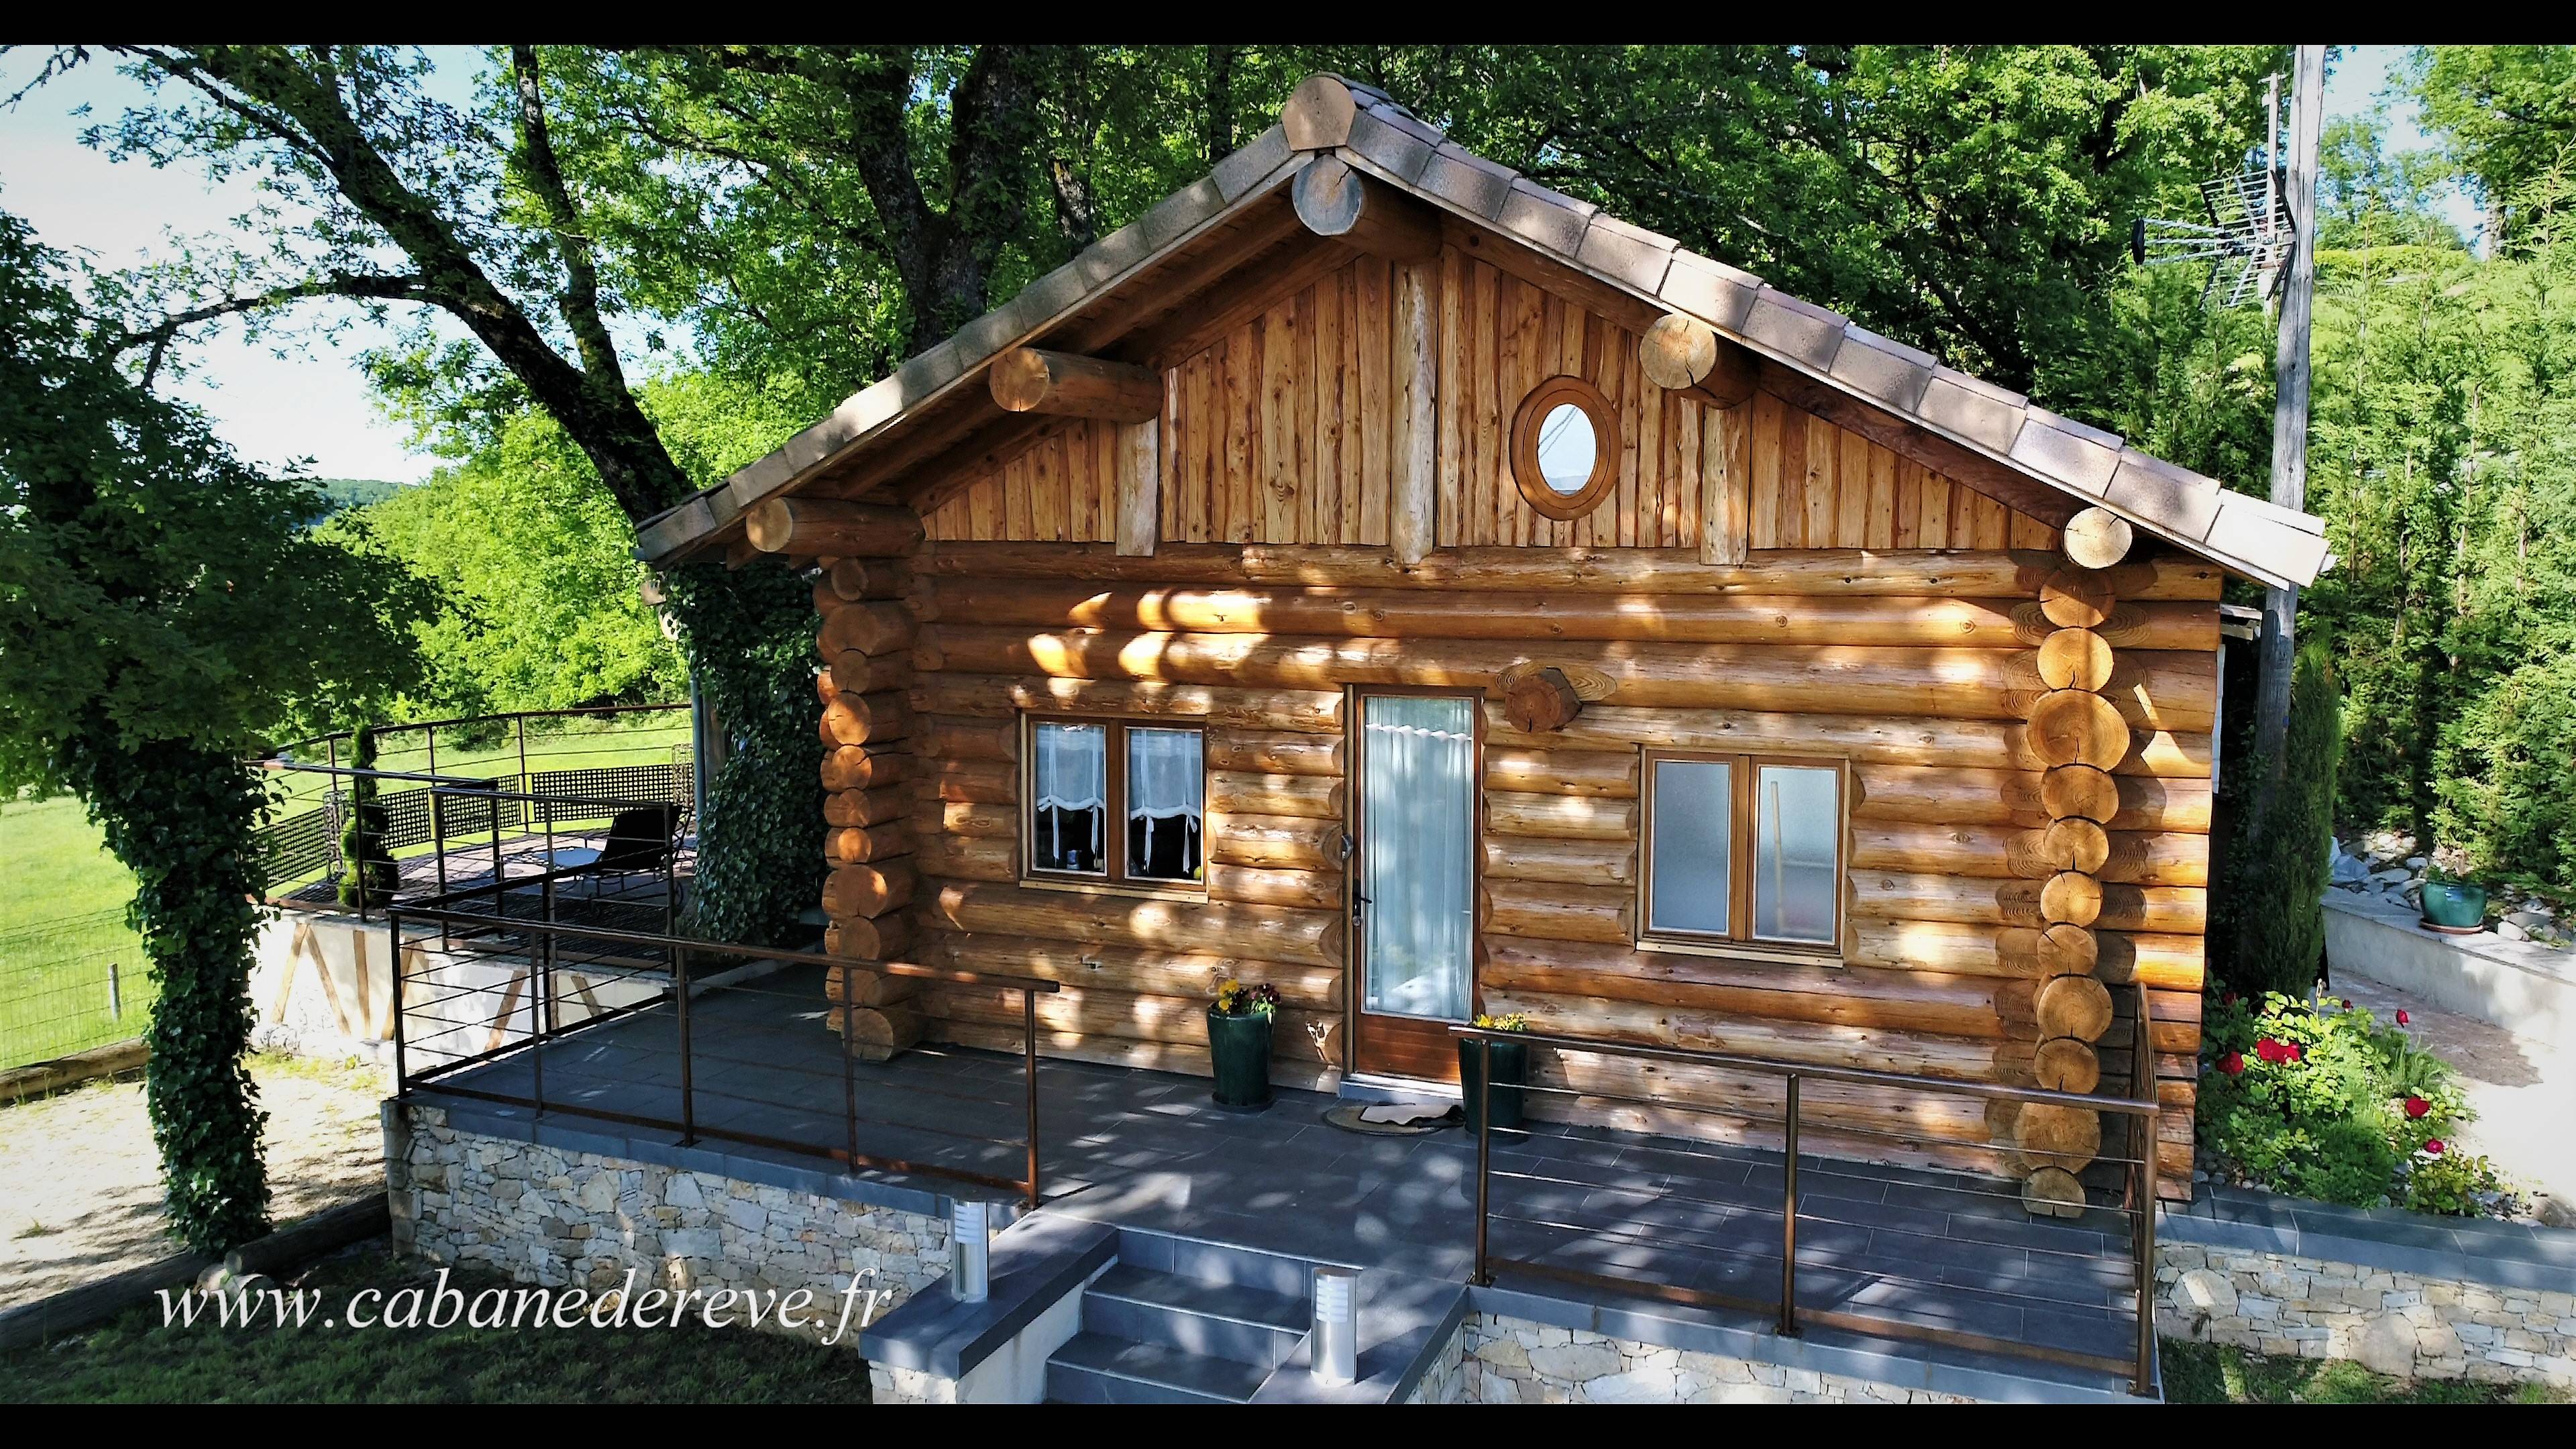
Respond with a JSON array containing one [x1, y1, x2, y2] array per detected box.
[[0, 44, 2471, 486]]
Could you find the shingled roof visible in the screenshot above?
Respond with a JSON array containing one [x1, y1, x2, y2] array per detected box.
[[636, 73, 2328, 588]]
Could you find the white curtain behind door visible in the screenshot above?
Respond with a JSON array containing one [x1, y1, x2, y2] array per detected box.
[[1126, 726, 1203, 879], [1361, 695, 1475, 1022]]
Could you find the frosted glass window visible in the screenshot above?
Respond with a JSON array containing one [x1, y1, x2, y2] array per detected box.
[[1752, 765, 1839, 945], [1031, 722, 1107, 875], [1126, 727, 1203, 882], [1648, 759, 1733, 935], [1360, 695, 1477, 1022]]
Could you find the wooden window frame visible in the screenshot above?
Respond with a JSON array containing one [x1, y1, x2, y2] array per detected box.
[[1509, 374, 1619, 521], [1020, 714, 1209, 896], [1637, 749, 1847, 959]]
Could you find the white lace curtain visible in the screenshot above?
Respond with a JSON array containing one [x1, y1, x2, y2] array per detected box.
[[1360, 695, 1476, 1020], [1034, 722, 1106, 860], [1126, 727, 1203, 864]]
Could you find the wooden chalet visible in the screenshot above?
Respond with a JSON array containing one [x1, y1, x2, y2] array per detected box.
[[636, 74, 2328, 1215]]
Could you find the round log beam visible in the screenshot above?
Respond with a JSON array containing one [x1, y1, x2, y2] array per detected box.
[[987, 347, 1163, 423], [2035, 972, 2116, 1042], [1291, 154, 1442, 262], [747, 498, 922, 557], [2033, 1036, 2102, 1094], [2040, 869, 2106, 927], [2039, 568, 2118, 629], [2061, 507, 2137, 570], [2040, 764, 2122, 823], [2037, 628, 2114, 691], [2021, 1165, 2088, 1220], [2027, 689, 2131, 769]]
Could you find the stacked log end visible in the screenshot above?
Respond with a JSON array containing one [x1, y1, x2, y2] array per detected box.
[[812, 540, 925, 1063], [2002, 519, 2130, 1218]]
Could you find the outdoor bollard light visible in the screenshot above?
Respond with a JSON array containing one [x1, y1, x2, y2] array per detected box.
[[949, 1199, 990, 1303], [1311, 1266, 1358, 1386]]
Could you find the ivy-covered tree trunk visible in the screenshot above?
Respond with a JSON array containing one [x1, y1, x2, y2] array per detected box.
[[62, 726, 274, 1254], [656, 561, 824, 947]]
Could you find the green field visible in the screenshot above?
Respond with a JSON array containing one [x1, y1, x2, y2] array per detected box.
[[1, 708, 692, 1069]]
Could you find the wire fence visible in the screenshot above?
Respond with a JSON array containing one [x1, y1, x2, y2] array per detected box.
[[0, 908, 154, 1071]]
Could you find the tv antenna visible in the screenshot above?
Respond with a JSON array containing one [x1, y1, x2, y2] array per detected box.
[[2131, 72, 2295, 309]]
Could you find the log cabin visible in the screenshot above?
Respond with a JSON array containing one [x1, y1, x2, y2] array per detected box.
[[637, 74, 2328, 1213]]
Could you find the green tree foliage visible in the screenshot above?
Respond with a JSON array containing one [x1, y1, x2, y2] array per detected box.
[[2219, 639, 2343, 998], [0, 214, 424, 1252], [2407, 45, 2576, 240]]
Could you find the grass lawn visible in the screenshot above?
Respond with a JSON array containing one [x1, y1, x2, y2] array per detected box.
[[0, 1247, 873, 1404], [2161, 1338, 2567, 1404]]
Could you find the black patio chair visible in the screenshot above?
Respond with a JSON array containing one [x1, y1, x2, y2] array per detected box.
[[575, 803, 681, 890]]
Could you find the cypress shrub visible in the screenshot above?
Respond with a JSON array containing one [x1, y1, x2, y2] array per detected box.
[[336, 722, 400, 906], [2225, 637, 2345, 998]]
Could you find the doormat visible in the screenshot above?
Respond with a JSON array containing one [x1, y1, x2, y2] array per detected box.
[[1321, 1102, 1455, 1136]]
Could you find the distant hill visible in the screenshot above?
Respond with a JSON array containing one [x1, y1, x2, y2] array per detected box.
[[311, 478, 409, 511]]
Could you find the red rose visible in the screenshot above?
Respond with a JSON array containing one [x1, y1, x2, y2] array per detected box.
[[2404, 1096, 2431, 1120], [2396, 1010, 2411, 1026], [2285, 1042, 2304, 1063], [2222, 992, 2240, 1007], [2255, 1037, 2290, 1064], [2341, 998, 2354, 1009], [2220, 1052, 2245, 1077], [2423, 1139, 2447, 1156]]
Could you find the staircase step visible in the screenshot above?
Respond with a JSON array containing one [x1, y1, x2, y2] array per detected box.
[[1082, 1263, 1309, 1368], [1044, 1331, 1274, 1404]]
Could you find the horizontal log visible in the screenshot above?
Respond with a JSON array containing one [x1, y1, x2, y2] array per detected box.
[[826, 785, 911, 828], [818, 601, 919, 659], [1206, 862, 1342, 910], [1485, 790, 1637, 842], [926, 1018, 1340, 1093], [1486, 746, 1639, 799], [822, 747, 916, 794], [924, 881, 1340, 967], [916, 833, 1017, 882], [917, 542, 2226, 601], [1205, 728, 1343, 777], [824, 820, 913, 866], [987, 347, 1163, 423], [750, 499, 922, 557], [822, 861, 918, 920], [925, 579, 2224, 651], [922, 982, 1341, 1068], [822, 690, 914, 747], [1205, 811, 1341, 871], [919, 714, 1017, 762], [826, 557, 908, 602], [1483, 988, 2019, 1085], [1483, 835, 1634, 888], [824, 965, 920, 1008], [918, 626, 2218, 731], [908, 931, 1342, 1012], [1531, 1049, 2002, 1155], [1483, 936, 2014, 1040], [912, 672, 1343, 735], [828, 649, 915, 698], [919, 798, 1016, 840], [1484, 881, 1633, 944], [823, 913, 913, 963], [916, 758, 1016, 805], [1850, 765, 2210, 832], [1849, 821, 2209, 886], [1208, 770, 1343, 820], [1485, 703, 2211, 780], [1851, 871, 2205, 933], [1847, 920, 2205, 990], [823, 1005, 924, 1063]]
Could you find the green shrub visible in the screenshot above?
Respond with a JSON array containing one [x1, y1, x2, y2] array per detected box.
[[2198, 991, 2512, 1216], [2226, 638, 2344, 998]]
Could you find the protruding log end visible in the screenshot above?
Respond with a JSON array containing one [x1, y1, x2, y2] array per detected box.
[[2033, 1036, 2102, 1094], [2027, 689, 2130, 770], [988, 347, 1163, 423], [2021, 1165, 2088, 1219], [2062, 506, 2136, 570], [2037, 627, 2114, 692], [1281, 73, 1360, 150], [1292, 154, 1442, 261], [749, 498, 923, 557], [1640, 313, 1757, 407]]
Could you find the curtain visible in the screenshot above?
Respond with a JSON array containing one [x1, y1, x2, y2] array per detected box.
[[1033, 722, 1107, 863], [1360, 696, 1475, 1021], [1126, 727, 1203, 879], [1753, 764, 1838, 943]]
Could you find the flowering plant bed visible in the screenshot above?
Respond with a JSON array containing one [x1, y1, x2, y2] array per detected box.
[[2198, 991, 2515, 1217]]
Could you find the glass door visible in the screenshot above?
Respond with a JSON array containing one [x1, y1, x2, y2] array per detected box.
[[1352, 691, 1478, 1081]]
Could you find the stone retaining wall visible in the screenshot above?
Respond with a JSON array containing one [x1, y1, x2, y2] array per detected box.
[[1432, 1312, 1978, 1404], [388, 1104, 950, 1338], [2159, 1243, 2576, 1387]]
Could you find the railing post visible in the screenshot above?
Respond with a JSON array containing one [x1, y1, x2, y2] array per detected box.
[[1472, 1036, 1493, 1287], [2135, 1108, 2158, 1395], [388, 906, 409, 1094], [843, 975, 860, 1170], [1023, 986, 1040, 1209], [429, 727, 447, 899], [530, 881, 551, 1118], [1779, 1073, 1801, 1338], [674, 943, 696, 1147]]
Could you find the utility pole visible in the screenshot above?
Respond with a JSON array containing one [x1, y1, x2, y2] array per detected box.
[[2250, 44, 2325, 809]]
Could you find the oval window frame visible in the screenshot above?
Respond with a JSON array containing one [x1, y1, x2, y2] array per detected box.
[[1510, 374, 1618, 521]]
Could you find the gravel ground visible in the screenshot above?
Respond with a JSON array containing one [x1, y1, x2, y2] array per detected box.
[[2330, 971, 2576, 1210], [0, 1055, 388, 1309]]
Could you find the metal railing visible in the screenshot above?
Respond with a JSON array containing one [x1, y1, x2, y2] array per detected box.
[[1455, 984, 2163, 1397], [255, 704, 694, 916], [386, 875, 1060, 1208]]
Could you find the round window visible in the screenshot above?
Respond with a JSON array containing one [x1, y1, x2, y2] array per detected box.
[[1510, 376, 1615, 520]]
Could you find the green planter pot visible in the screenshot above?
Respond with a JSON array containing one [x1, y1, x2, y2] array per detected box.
[[1458, 1037, 1528, 1136], [2420, 880, 2489, 931], [1206, 1008, 1273, 1112]]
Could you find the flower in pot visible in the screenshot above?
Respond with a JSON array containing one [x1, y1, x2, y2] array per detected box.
[[1206, 979, 1281, 1111], [2419, 845, 2488, 932], [1460, 1012, 1532, 1136]]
